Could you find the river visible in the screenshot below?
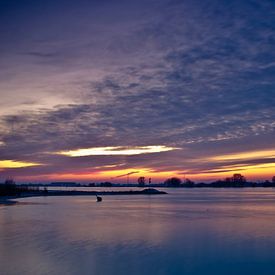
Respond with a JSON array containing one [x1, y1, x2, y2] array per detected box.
[[1, 188, 275, 275]]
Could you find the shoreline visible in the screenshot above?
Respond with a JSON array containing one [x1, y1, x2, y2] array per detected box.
[[0, 188, 166, 205]]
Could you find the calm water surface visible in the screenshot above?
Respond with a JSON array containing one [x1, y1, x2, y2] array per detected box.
[[1, 188, 275, 275]]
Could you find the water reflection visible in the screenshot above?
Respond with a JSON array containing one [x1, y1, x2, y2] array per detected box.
[[1, 188, 275, 275]]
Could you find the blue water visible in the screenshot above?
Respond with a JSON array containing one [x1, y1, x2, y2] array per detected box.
[[1, 188, 275, 275]]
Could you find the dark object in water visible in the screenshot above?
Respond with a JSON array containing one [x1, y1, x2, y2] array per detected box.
[[96, 195, 102, 202]]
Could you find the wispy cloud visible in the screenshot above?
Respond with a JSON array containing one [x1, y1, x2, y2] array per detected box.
[[208, 150, 275, 161], [0, 160, 41, 169], [0, 0, 274, 181], [57, 146, 178, 157], [112, 171, 140, 179]]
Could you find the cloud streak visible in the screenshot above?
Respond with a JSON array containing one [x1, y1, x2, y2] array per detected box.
[[0, 160, 41, 169], [0, 0, 274, 181], [57, 146, 178, 157]]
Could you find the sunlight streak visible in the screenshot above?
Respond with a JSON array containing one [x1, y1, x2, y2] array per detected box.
[[208, 150, 275, 161], [57, 145, 178, 157], [0, 160, 41, 169]]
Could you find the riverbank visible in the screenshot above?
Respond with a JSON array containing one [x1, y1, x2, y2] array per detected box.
[[0, 188, 167, 205], [0, 197, 18, 205]]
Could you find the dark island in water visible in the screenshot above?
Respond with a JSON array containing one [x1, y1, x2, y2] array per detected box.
[[22, 188, 166, 197], [0, 182, 166, 205]]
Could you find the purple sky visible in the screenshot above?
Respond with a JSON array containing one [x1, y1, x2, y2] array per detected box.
[[0, 0, 275, 183]]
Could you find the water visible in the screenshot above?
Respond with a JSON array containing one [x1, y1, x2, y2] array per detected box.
[[1, 188, 275, 275]]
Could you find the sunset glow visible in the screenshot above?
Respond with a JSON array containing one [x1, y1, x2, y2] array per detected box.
[[189, 163, 275, 180], [20, 169, 183, 183], [209, 150, 275, 161], [57, 146, 178, 157], [0, 0, 274, 183], [2, 2, 275, 275], [0, 160, 41, 169]]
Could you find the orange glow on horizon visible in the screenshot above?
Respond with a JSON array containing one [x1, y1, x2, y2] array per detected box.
[[16, 168, 183, 183], [186, 163, 275, 180], [207, 149, 275, 161], [5, 149, 275, 182], [0, 160, 41, 169], [10, 160, 275, 182]]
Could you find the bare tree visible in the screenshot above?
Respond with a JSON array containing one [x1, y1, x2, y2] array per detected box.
[[138, 177, 146, 187]]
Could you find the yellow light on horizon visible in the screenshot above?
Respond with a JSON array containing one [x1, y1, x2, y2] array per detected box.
[[57, 145, 178, 157], [209, 149, 275, 161], [0, 160, 41, 169], [186, 163, 275, 180], [17, 168, 183, 182]]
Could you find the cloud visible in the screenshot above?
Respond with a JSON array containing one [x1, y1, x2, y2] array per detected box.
[[207, 150, 275, 162], [57, 146, 178, 157], [0, 0, 274, 181], [112, 171, 140, 179], [0, 160, 41, 169]]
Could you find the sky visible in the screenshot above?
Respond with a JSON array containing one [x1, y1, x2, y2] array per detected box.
[[0, 0, 275, 183]]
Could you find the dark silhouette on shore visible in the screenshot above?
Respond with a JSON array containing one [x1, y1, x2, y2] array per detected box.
[[162, 174, 275, 188], [96, 195, 102, 202], [0, 179, 166, 204], [138, 177, 146, 187], [0, 178, 40, 197], [1, 174, 275, 201]]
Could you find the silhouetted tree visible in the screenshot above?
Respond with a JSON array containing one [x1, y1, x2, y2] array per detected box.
[[232, 174, 246, 183], [100, 182, 112, 187], [224, 174, 246, 187], [164, 177, 182, 187], [262, 180, 272, 187], [272, 176, 275, 184], [183, 178, 195, 187], [137, 177, 145, 187], [0, 179, 21, 196], [5, 177, 15, 185], [225, 174, 246, 183]]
